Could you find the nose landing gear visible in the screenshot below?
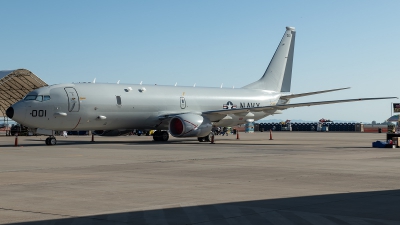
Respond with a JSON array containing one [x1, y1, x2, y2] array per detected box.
[[45, 136, 57, 145]]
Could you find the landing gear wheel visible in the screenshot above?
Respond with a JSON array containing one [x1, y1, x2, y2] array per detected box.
[[160, 131, 169, 141], [197, 137, 206, 142], [204, 132, 214, 142], [45, 137, 50, 145], [153, 131, 169, 142], [45, 136, 57, 145], [153, 131, 160, 141], [50, 137, 57, 145]]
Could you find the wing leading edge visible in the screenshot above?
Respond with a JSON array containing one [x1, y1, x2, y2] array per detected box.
[[202, 97, 397, 116]]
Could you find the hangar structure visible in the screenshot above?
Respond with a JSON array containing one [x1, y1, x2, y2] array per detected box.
[[0, 69, 47, 122]]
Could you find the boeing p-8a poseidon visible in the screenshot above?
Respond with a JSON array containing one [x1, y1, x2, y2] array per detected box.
[[6, 27, 396, 145]]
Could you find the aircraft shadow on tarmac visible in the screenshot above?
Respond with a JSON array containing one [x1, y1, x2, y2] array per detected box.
[[7, 189, 400, 225], [0, 136, 301, 147]]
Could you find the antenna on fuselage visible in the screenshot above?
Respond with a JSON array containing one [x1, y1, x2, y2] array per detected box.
[[93, 78, 96, 83]]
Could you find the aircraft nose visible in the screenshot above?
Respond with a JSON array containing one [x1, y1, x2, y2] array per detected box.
[[6, 107, 14, 119]]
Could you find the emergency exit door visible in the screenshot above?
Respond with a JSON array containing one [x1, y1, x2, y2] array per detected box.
[[65, 87, 80, 112], [180, 97, 186, 109]]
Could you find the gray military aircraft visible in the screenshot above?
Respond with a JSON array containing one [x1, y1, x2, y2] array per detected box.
[[5, 27, 396, 145]]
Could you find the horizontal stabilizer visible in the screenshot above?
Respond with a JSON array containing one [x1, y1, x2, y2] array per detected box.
[[203, 97, 397, 115], [280, 87, 350, 100]]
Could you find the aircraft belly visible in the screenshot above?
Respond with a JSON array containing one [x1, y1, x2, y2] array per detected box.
[[71, 110, 160, 130]]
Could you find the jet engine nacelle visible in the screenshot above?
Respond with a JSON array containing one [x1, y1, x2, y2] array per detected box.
[[169, 114, 212, 137]]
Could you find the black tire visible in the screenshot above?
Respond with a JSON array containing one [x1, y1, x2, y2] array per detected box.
[[153, 131, 160, 141], [197, 137, 205, 142], [205, 132, 214, 142], [45, 137, 50, 145], [161, 131, 169, 141], [50, 137, 57, 145]]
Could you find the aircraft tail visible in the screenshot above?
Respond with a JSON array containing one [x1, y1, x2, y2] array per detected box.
[[243, 26, 296, 92]]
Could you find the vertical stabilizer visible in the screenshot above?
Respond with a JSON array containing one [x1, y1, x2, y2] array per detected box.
[[243, 27, 296, 91]]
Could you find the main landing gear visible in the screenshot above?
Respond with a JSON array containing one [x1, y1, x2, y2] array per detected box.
[[197, 132, 214, 142], [45, 136, 57, 145], [153, 130, 169, 142]]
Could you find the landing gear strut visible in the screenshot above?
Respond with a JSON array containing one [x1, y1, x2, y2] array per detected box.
[[45, 136, 57, 145], [153, 131, 169, 142]]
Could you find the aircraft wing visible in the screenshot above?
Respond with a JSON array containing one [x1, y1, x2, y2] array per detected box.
[[280, 87, 350, 100], [202, 97, 397, 115]]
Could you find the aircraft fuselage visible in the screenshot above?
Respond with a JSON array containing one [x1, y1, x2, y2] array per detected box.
[[9, 83, 281, 131]]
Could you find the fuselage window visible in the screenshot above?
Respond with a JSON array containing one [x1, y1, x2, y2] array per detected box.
[[43, 95, 51, 101], [116, 96, 121, 105]]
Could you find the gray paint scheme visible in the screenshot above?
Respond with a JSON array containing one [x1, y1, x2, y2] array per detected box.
[[10, 84, 281, 130], [280, 27, 295, 92], [7, 27, 396, 138]]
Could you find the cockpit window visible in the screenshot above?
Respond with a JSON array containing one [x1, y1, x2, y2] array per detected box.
[[43, 95, 51, 101], [24, 95, 38, 101], [24, 95, 45, 102], [36, 95, 43, 101]]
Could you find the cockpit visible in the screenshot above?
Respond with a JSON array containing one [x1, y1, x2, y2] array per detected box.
[[23, 95, 51, 102]]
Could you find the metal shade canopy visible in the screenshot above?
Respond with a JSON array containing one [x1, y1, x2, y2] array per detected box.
[[0, 69, 48, 117], [387, 114, 400, 122]]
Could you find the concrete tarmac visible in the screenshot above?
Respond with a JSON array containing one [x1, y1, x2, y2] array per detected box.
[[0, 132, 399, 225]]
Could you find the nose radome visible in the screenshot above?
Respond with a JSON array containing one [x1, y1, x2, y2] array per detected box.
[[6, 107, 14, 119]]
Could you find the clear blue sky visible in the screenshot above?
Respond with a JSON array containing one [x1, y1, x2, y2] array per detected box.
[[1, 1, 399, 123]]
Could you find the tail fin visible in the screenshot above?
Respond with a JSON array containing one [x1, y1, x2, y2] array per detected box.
[[243, 26, 296, 92]]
